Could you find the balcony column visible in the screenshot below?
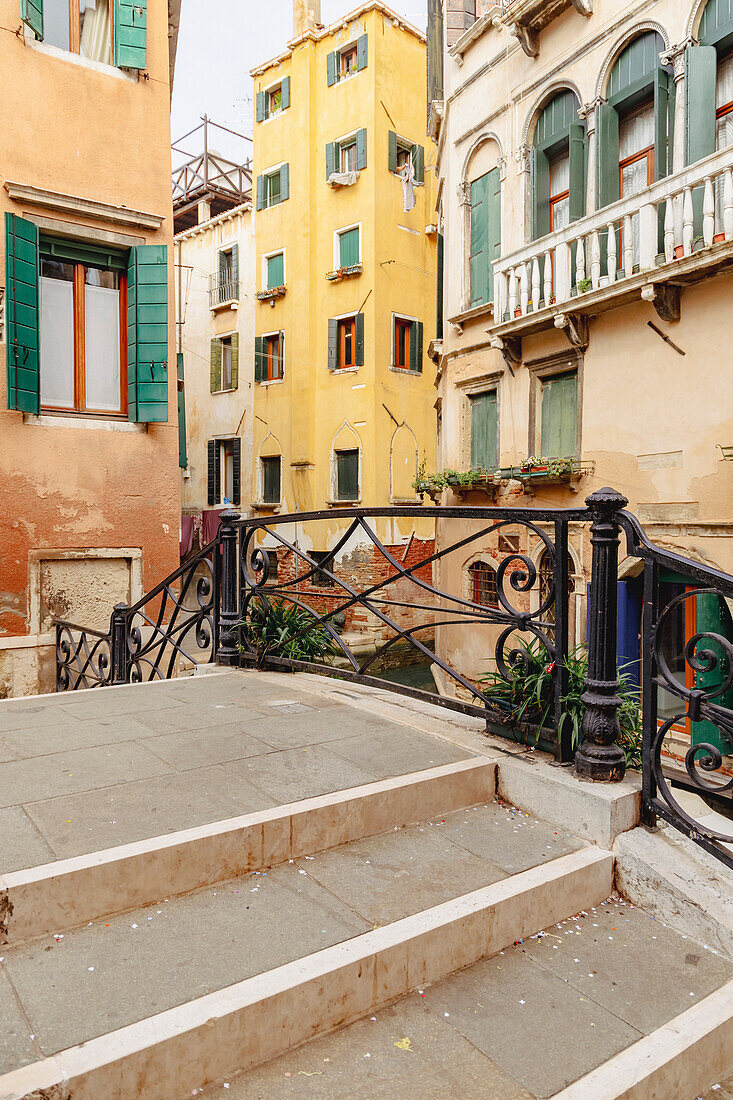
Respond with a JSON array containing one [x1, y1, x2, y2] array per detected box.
[[578, 99, 601, 214], [661, 40, 694, 174], [516, 143, 532, 245], [458, 179, 472, 312]]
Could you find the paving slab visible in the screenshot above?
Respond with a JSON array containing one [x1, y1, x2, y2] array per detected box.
[[140, 725, 274, 770], [22, 764, 277, 860], [243, 704, 416, 751], [0, 740, 13, 763], [328, 725, 471, 774], [0, 969, 39, 1076], [0, 741, 173, 808], [1, 715, 156, 759], [231, 744, 380, 803], [195, 996, 534, 1100], [132, 700, 273, 736], [0, 808, 55, 874]]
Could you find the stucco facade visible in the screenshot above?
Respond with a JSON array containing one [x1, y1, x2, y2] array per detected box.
[[0, 0, 180, 695], [430, 0, 733, 705], [175, 204, 255, 528], [250, 1, 438, 558]]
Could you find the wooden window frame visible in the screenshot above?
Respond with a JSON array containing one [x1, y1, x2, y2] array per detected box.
[[268, 84, 283, 116], [337, 317, 356, 369], [261, 455, 282, 504], [335, 448, 360, 501], [40, 258, 128, 418], [340, 44, 358, 77], [263, 333, 281, 381], [340, 139, 357, 173], [265, 169, 282, 208], [266, 251, 285, 290], [50, 0, 115, 57], [469, 561, 498, 608], [549, 152, 570, 232], [527, 349, 583, 460], [220, 336, 233, 391], [220, 439, 235, 503], [393, 317, 412, 369]]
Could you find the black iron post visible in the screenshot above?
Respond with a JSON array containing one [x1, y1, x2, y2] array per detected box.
[[110, 602, 129, 685], [576, 487, 628, 782], [217, 509, 240, 666]]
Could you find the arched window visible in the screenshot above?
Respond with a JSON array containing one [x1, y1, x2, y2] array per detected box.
[[687, 1, 733, 173], [466, 141, 502, 308], [469, 561, 498, 607], [531, 90, 586, 242], [597, 32, 672, 212]]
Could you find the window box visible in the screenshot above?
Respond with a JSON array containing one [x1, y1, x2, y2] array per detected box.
[[326, 264, 362, 282], [256, 285, 287, 301]]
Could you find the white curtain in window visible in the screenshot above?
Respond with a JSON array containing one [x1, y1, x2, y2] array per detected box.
[[717, 53, 733, 112], [619, 106, 655, 160], [84, 283, 120, 411], [40, 277, 75, 408], [80, 0, 112, 65]]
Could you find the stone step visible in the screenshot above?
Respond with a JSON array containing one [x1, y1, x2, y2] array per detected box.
[[1, 757, 494, 946], [0, 800, 612, 1099]]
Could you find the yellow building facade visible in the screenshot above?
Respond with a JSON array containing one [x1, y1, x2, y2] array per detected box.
[[251, 1, 437, 551]]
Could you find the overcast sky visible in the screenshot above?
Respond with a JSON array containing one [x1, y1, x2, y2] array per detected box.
[[171, 0, 427, 161]]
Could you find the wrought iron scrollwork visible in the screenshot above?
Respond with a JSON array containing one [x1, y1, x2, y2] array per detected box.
[[55, 622, 112, 691]]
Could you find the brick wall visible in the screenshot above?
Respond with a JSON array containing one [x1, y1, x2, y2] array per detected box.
[[445, 0, 476, 46]]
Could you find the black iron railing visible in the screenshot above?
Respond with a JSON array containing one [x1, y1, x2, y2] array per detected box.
[[54, 492, 733, 869]]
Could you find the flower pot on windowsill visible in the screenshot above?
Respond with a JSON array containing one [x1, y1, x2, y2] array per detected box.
[[674, 245, 685, 259], [714, 232, 726, 244], [514, 308, 521, 318]]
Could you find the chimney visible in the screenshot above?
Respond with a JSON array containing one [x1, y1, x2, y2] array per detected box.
[[293, 0, 321, 37]]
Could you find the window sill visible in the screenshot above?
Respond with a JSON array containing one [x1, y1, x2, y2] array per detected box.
[[332, 71, 359, 88], [213, 387, 238, 395], [23, 30, 136, 82], [259, 378, 284, 387], [327, 499, 361, 507], [24, 413, 144, 432], [326, 264, 362, 281], [260, 108, 285, 124], [330, 366, 360, 375], [252, 502, 281, 513], [445, 300, 495, 327], [210, 299, 239, 314], [389, 365, 422, 376]]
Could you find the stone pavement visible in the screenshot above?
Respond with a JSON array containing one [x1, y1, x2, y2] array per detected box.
[[190, 899, 733, 1100], [0, 671, 472, 872]]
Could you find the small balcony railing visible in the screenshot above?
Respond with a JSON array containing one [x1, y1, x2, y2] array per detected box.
[[208, 276, 240, 309], [493, 145, 733, 333]]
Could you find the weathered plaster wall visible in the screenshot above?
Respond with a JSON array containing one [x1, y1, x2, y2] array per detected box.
[[0, 0, 180, 694]]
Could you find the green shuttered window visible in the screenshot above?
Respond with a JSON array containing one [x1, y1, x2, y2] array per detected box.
[[685, 46, 717, 165], [262, 455, 281, 503], [256, 165, 289, 210], [336, 449, 359, 500], [409, 319, 423, 373], [177, 353, 187, 469], [338, 227, 360, 267], [531, 91, 586, 241], [5, 213, 40, 414], [388, 132, 425, 182], [470, 168, 501, 307], [114, 0, 146, 69], [540, 372, 578, 458], [128, 244, 169, 423], [267, 252, 285, 289], [470, 391, 498, 470]]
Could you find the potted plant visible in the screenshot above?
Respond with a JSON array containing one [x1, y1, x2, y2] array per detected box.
[[577, 277, 592, 293]]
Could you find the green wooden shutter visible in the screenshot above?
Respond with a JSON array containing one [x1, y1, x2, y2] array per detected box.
[[412, 144, 425, 184], [595, 101, 620, 209], [232, 438, 242, 507], [21, 0, 43, 39], [267, 252, 284, 289], [231, 243, 239, 288], [230, 333, 239, 390], [355, 312, 365, 366], [114, 0, 146, 69], [541, 372, 577, 457], [388, 131, 398, 173], [328, 319, 338, 371], [488, 167, 501, 291], [470, 391, 498, 469], [686, 46, 717, 165], [326, 142, 336, 180], [210, 337, 222, 393], [692, 593, 733, 750], [5, 213, 40, 414], [207, 440, 218, 506], [531, 146, 551, 240], [281, 76, 290, 110], [256, 175, 265, 210], [254, 335, 265, 382], [256, 91, 265, 123], [356, 34, 367, 71], [327, 50, 337, 86], [339, 228, 359, 267], [280, 163, 289, 202], [568, 123, 586, 223], [436, 231, 444, 339], [654, 67, 670, 181], [470, 173, 489, 307], [128, 244, 168, 423], [263, 457, 281, 503], [409, 320, 423, 372], [177, 353, 187, 469], [337, 450, 359, 499], [357, 128, 367, 171]]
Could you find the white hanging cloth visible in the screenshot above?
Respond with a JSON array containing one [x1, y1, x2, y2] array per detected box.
[[400, 159, 416, 213]]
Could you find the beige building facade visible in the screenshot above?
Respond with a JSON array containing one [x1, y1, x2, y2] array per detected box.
[[430, 0, 733, 755], [0, 0, 181, 696]]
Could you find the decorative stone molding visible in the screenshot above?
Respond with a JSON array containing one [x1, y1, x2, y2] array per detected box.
[[4, 182, 164, 231], [660, 38, 696, 82], [642, 283, 681, 322], [594, 21, 671, 100], [507, 21, 539, 57], [457, 180, 472, 206], [554, 312, 589, 350], [515, 144, 532, 176]]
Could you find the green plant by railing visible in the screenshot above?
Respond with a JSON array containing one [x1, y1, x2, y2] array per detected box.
[[519, 456, 576, 478], [413, 467, 496, 493], [239, 599, 340, 664], [478, 638, 642, 769]]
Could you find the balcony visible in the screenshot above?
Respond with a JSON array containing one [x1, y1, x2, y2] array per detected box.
[[491, 146, 733, 357], [499, 0, 592, 57], [172, 116, 252, 234], [208, 276, 240, 310]]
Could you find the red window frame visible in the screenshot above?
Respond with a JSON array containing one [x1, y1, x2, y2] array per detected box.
[[394, 317, 412, 369], [40, 260, 128, 417], [340, 45, 357, 76], [470, 561, 498, 607], [264, 334, 281, 381], [337, 318, 356, 369]]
